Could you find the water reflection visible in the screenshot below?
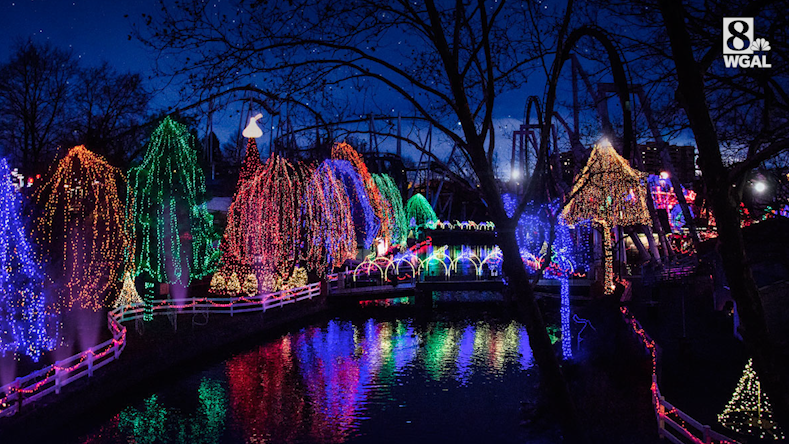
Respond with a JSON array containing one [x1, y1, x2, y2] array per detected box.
[[75, 317, 537, 444]]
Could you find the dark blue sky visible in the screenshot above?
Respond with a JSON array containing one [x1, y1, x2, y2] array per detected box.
[[0, 0, 651, 172]]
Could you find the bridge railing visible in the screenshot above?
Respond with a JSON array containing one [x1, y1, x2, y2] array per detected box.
[[620, 306, 739, 444], [0, 281, 321, 419]]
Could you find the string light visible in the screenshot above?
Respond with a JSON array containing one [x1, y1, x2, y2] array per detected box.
[[563, 139, 650, 294], [0, 158, 57, 361], [718, 359, 785, 440], [242, 273, 258, 296], [126, 117, 219, 285], [314, 161, 357, 268], [113, 271, 143, 308], [502, 195, 576, 359], [236, 138, 263, 192], [324, 159, 380, 249], [373, 173, 408, 246], [226, 273, 241, 296], [33, 145, 127, 311], [209, 273, 226, 295], [406, 193, 438, 227], [331, 142, 392, 241]]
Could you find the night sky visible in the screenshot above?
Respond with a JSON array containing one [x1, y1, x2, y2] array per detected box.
[[0, 0, 591, 168]]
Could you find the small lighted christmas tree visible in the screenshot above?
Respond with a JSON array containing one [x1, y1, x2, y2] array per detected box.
[[406, 193, 438, 227], [114, 271, 144, 308], [719, 359, 785, 440], [284, 266, 308, 290], [242, 274, 258, 297], [226, 273, 241, 296], [209, 273, 226, 295]]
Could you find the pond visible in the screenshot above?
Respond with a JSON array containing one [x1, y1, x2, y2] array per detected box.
[[68, 307, 556, 444]]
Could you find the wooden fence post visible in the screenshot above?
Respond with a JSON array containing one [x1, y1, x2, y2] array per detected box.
[[88, 350, 94, 377], [54, 365, 61, 395]]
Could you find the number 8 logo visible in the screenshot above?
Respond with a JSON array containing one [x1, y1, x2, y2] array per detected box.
[[723, 18, 754, 55]]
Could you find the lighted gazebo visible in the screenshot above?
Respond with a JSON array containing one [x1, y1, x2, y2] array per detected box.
[[562, 139, 651, 293]]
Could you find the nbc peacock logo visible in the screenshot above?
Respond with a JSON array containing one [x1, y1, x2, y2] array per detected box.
[[723, 18, 772, 69]]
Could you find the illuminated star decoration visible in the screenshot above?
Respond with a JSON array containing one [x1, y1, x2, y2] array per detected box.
[[33, 145, 127, 312], [562, 139, 650, 294], [406, 193, 438, 227], [0, 158, 57, 361], [718, 359, 785, 440], [373, 173, 408, 246], [331, 142, 392, 242], [126, 117, 219, 285]]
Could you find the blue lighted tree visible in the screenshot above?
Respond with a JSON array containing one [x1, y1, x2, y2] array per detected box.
[[0, 158, 57, 362], [503, 195, 576, 360]]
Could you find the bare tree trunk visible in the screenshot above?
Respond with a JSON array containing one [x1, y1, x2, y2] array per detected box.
[[658, 0, 789, 431]]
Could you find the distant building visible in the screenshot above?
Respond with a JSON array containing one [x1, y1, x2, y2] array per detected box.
[[559, 151, 576, 184], [636, 143, 696, 184]]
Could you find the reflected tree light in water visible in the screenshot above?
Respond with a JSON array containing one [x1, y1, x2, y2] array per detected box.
[[221, 318, 534, 442]]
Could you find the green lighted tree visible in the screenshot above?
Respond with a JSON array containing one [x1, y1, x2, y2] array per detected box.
[[406, 193, 438, 227], [127, 116, 219, 285], [373, 173, 407, 246]]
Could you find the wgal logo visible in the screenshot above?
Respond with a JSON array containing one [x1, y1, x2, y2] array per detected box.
[[723, 17, 771, 68]]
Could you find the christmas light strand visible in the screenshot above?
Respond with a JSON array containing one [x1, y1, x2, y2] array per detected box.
[[331, 142, 392, 241], [0, 158, 57, 361], [406, 193, 438, 227], [372, 173, 408, 246], [33, 145, 127, 311], [126, 117, 219, 285]]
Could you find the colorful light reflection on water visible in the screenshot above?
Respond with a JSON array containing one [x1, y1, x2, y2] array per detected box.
[[73, 316, 544, 444]]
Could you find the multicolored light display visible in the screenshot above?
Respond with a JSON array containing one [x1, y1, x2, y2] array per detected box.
[[323, 160, 380, 249], [0, 158, 57, 361], [331, 142, 391, 241], [126, 117, 219, 285], [33, 145, 127, 311]]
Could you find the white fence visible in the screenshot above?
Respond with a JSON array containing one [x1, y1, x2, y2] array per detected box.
[[620, 306, 739, 444], [0, 281, 322, 419]]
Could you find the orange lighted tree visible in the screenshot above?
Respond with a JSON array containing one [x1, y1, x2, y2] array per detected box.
[[33, 145, 127, 311]]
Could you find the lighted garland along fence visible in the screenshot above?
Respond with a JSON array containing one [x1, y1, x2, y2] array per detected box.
[[0, 281, 322, 419], [620, 306, 739, 444]]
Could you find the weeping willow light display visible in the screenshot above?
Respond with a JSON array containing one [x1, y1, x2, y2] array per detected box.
[[224, 154, 300, 279], [314, 161, 357, 268], [373, 173, 407, 246], [562, 139, 650, 293], [719, 359, 785, 440], [33, 145, 127, 311], [331, 142, 392, 241], [0, 159, 57, 361], [406, 193, 438, 227], [127, 117, 219, 285], [324, 159, 380, 249]]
